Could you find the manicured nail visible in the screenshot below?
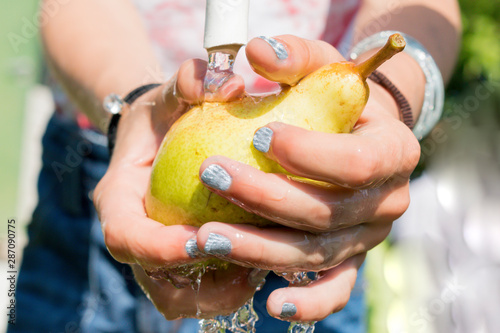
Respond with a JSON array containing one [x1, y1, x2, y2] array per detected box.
[[280, 303, 297, 318], [185, 238, 205, 259], [201, 164, 232, 191], [258, 36, 288, 60], [253, 127, 273, 153], [204, 233, 232, 256]]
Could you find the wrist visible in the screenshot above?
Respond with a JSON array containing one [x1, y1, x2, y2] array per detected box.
[[374, 52, 425, 120], [366, 78, 400, 120], [355, 51, 425, 121], [104, 83, 162, 156], [350, 31, 445, 140]]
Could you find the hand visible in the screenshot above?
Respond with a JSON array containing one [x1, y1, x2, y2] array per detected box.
[[93, 59, 269, 319], [195, 35, 421, 322]]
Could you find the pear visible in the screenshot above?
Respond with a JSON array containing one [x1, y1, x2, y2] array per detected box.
[[145, 34, 405, 228]]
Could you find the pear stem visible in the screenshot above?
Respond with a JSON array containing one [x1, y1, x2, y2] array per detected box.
[[355, 33, 406, 81]]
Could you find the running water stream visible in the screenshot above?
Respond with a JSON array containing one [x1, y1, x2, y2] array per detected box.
[[195, 271, 317, 333], [194, 51, 317, 332], [204, 51, 236, 94]]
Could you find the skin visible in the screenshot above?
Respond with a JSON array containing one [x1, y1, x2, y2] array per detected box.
[[41, 0, 461, 323]]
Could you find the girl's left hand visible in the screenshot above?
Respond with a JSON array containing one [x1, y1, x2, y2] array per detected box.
[[196, 35, 421, 322]]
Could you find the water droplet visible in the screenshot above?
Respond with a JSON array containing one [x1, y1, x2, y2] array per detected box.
[[198, 298, 259, 333], [205, 51, 236, 94], [275, 271, 317, 286], [288, 321, 317, 333], [274, 272, 318, 332]]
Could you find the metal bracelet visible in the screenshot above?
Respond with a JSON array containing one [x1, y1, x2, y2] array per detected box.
[[349, 31, 444, 140], [103, 83, 161, 156]]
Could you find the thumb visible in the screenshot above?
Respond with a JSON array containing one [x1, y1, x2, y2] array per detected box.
[[246, 35, 345, 86]]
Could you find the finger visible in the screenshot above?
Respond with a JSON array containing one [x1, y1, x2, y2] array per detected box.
[[246, 35, 344, 86], [197, 222, 389, 271], [173, 58, 245, 104], [94, 167, 205, 270], [174, 58, 206, 104], [145, 59, 246, 146], [199, 156, 410, 231], [252, 116, 421, 189], [133, 264, 268, 319], [266, 253, 366, 322], [204, 74, 246, 102]]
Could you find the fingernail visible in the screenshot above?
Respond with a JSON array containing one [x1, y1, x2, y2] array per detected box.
[[201, 164, 232, 191], [258, 36, 288, 60], [185, 238, 205, 259], [280, 303, 297, 318], [204, 233, 232, 256], [253, 127, 273, 153], [248, 269, 269, 287]]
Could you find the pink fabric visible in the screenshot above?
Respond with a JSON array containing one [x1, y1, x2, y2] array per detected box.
[[53, 0, 361, 126], [134, 0, 361, 92]]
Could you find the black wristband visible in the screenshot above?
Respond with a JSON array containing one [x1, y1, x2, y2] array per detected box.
[[106, 83, 161, 156], [369, 70, 414, 129]]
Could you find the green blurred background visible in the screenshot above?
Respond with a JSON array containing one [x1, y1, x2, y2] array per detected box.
[[2, 0, 498, 228], [366, 1, 500, 332], [1, 0, 41, 225]]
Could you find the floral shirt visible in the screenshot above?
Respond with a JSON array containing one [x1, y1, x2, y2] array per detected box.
[[133, 0, 360, 92], [53, 0, 361, 124]]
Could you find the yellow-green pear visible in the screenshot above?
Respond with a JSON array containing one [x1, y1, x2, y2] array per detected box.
[[145, 34, 405, 228]]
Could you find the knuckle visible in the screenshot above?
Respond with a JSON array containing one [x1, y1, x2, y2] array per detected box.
[[92, 176, 108, 209], [383, 184, 411, 221], [330, 273, 354, 313], [308, 202, 334, 231], [305, 237, 332, 269], [332, 291, 350, 314], [306, 249, 327, 269], [394, 123, 421, 176], [367, 222, 393, 248], [393, 190, 411, 219], [102, 222, 125, 262], [406, 135, 422, 171], [350, 147, 379, 186]]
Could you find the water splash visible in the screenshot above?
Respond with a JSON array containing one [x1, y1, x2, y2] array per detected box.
[[193, 268, 205, 317], [152, 262, 321, 332], [204, 51, 236, 94], [199, 298, 259, 333], [288, 321, 316, 333], [147, 260, 262, 332], [275, 271, 318, 286], [276, 271, 318, 332], [146, 264, 207, 289]]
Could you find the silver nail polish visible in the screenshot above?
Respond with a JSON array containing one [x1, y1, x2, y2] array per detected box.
[[204, 233, 232, 256], [185, 238, 204, 258], [253, 127, 273, 153], [201, 164, 232, 191], [280, 303, 297, 318], [258, 36, 288, 60]]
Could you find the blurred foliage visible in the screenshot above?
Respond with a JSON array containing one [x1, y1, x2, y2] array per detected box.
[[446, 0, 500, 95], [369, 4, 500, 333], [414, 0, 500, 171]]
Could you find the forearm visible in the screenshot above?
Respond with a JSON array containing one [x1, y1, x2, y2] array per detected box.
[[353, 0, 462, 120], [41, 0, 162, 131]]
